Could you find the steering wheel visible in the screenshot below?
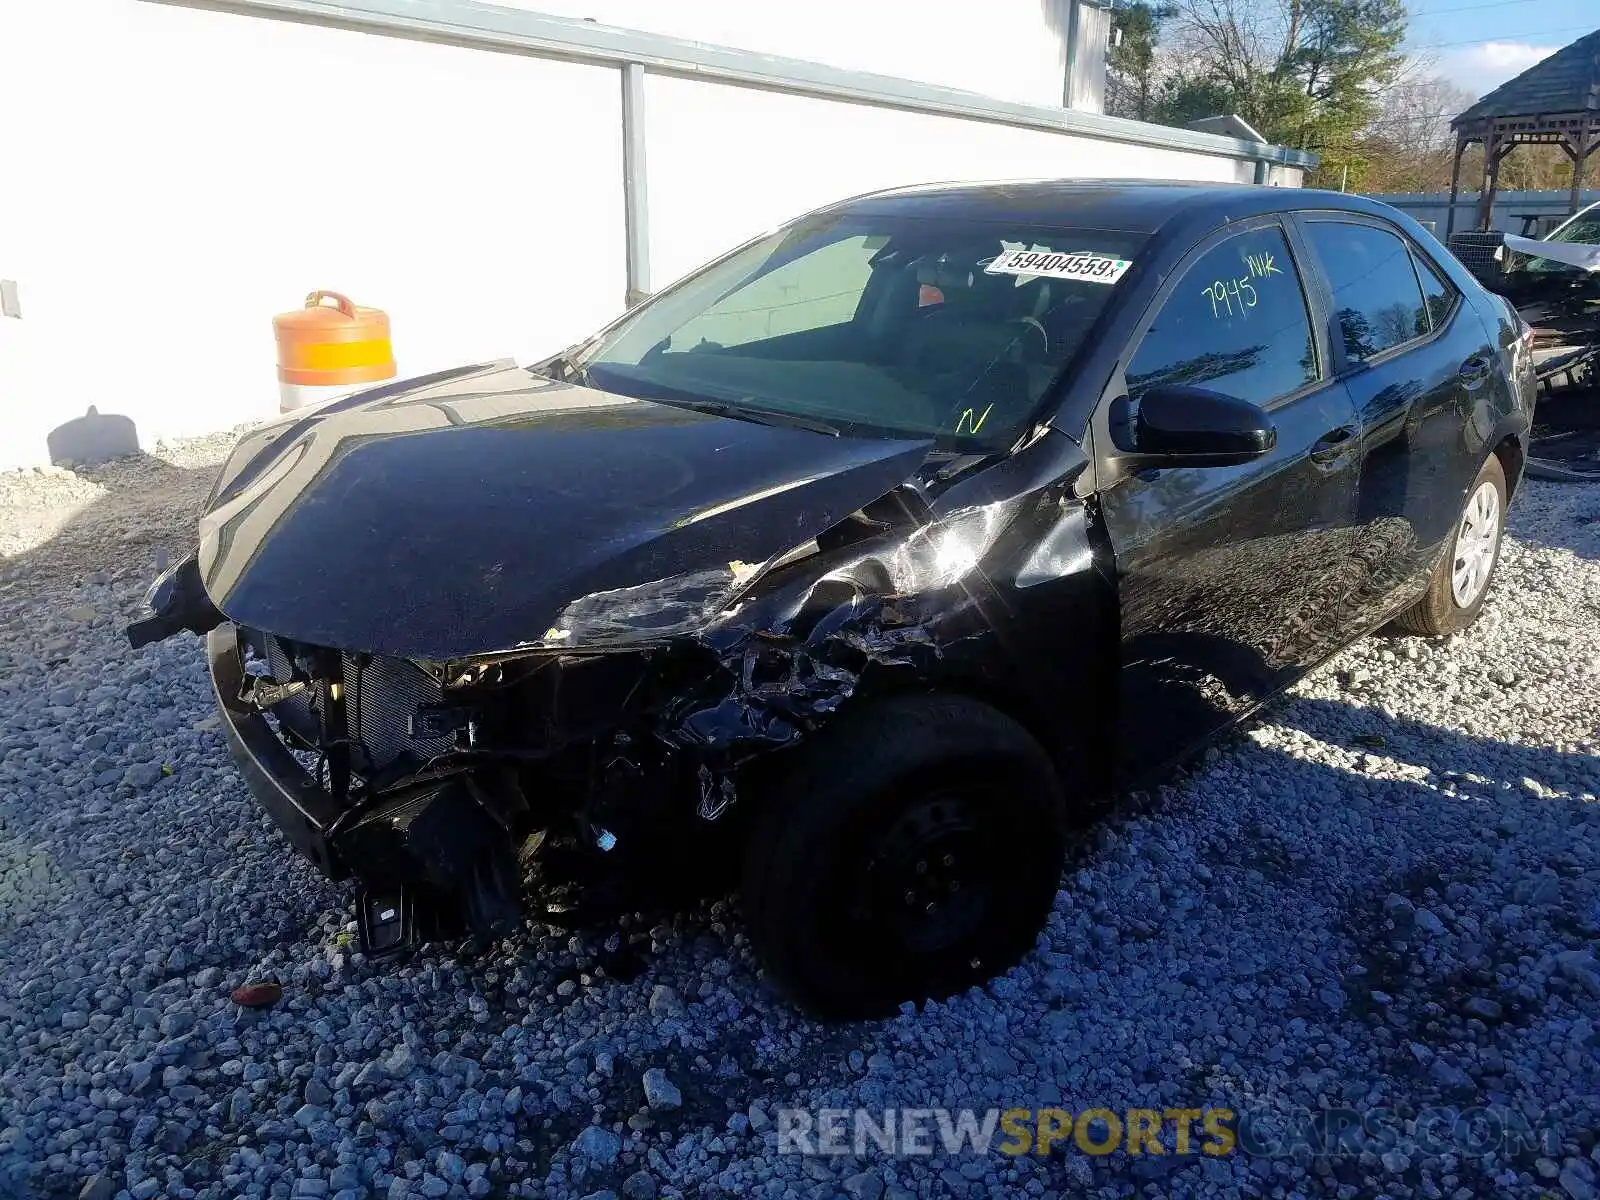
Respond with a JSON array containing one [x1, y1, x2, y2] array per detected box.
[[1004, 316, 1049, 359]]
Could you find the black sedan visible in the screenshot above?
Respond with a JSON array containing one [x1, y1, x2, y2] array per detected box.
[[131, 181, 1535, 1016]]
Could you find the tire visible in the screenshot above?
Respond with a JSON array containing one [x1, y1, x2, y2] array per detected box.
[[1393, 453, 1507, 637], [739, 692, 1069, 1018]]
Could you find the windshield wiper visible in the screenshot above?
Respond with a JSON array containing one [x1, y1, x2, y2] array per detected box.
[[530, 332, 608, 384], [528, 352, 585, 384], [673, 399, 841, 438], [580, 363, 842, 436]]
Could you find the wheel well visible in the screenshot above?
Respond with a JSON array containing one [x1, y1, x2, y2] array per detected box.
[[1494, 434, 1524, 498], [870, 678, 1115, 804]]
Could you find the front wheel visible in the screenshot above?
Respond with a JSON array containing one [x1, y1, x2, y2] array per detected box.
[[1394, 453, 1507, 637], [740, 693, 1069, 1018]]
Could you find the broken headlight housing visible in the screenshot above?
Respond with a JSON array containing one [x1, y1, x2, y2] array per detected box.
[[523, 501, 1020, 654], [858, 500, 1019, 594], [531, 561, 768, 652]]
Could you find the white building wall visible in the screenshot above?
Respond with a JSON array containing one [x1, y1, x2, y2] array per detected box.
[[518, 0, 1081, 111], [0, 0, 1295, 470], [644, 77, 1259, 286], [0, 0, 624, 468]]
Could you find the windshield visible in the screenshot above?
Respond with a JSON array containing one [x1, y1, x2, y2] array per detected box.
[[1548, 205, 1600, 245], [572, 213, 1145, 450], [1520, 203, 1600, 275]]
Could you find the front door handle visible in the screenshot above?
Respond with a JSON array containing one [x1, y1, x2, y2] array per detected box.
[[1309, 425, 1357, 464], [1458, 353, 1493, 384]]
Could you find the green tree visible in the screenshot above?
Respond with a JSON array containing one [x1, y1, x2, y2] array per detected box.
[[1282, 0, 1408, 152], [1149, 0, 1407, 181], [1107, 3, 1178, 122]]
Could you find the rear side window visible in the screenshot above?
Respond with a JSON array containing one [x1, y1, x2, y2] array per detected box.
[[1304, 221, 1429, 362], [1412, 250, 1460, 332], [1126, 225, 1317, 405]]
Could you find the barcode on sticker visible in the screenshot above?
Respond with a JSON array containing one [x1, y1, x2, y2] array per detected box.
[[985, 250, 1131, 285]]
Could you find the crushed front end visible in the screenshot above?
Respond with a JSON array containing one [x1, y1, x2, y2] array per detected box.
[[131, 363, 1113, 961], [190, 461, 1097, 958], [204, 617, 720, 953], [198, 576, 934, 952], [207, 625, 533, 940]]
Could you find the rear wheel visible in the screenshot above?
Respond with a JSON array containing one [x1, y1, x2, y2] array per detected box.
[[740, 692, 1068, 1017], [1394, 454, 1507, 637]]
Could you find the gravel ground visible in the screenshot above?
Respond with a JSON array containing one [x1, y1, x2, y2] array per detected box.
[[1, 437, 1598, 1200]]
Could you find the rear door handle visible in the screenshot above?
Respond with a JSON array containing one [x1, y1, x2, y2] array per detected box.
[[1309, 425, 1357, 464], [1459, 353, 1493, 384]]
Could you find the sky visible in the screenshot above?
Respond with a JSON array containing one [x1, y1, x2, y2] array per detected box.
[[1406, 0, 1595, 98]]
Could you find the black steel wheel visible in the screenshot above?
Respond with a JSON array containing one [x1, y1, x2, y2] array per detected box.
[[853, 789, 1002, 957], [740, 692, 1069, 1017]]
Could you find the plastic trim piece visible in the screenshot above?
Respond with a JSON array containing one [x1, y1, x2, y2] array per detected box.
[[207, 624, 350, 880]]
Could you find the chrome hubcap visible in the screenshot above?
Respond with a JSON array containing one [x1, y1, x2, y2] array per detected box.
[[1451, 481, 1500, 607]]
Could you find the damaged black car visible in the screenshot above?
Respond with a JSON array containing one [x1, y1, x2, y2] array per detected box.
[[131, 181, 1533, 1016]]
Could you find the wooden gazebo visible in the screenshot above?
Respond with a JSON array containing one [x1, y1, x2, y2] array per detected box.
[[1447, 28, 1600, 236]]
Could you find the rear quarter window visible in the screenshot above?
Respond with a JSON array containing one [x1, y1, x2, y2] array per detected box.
[[1303, 221, 1430, 362], [1411, 249, 1460, 331]]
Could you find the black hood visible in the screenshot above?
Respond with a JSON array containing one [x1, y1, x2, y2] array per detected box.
[[198, 362, 933, 658]]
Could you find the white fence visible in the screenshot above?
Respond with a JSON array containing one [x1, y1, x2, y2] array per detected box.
[[0, 0, 1309, 469], [1372, 189, 1600, 239]]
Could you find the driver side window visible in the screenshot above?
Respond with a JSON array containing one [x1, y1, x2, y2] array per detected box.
[[1126, 225, 1318, 405]]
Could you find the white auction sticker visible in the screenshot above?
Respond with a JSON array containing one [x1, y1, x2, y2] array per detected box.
[[984, 248, 1131, 285]]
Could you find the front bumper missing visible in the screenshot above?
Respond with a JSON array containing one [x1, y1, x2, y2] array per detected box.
[[208, 625, 523, 942], [207, 624, 349, 880]]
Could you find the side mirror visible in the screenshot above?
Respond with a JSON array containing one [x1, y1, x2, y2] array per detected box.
[[1110, 384, 1276, 467]]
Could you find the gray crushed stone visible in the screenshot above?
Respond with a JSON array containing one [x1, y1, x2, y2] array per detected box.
[[0, 436, 1597, 1199]]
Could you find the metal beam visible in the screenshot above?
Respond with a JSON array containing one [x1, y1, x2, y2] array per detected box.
[[1569, 133, 1594, 218], [1480, 135, 1508, 231], [144, 0, 1315, 171], [1061, 0, 1082, 110], [1446, 137, 1468, 238], [620, 62, 651, 307]]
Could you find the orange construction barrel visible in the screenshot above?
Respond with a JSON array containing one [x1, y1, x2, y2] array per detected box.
[[273, 290, 396, 412]]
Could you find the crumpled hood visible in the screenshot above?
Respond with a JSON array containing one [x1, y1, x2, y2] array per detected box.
[[198, 361, 933, 658]]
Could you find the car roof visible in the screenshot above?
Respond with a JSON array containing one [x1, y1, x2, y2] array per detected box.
[[830, 178, 1407, 236]]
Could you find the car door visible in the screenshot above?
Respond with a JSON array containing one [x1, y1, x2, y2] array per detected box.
[[1088, 216, 1363, 785], [1294, 215, 1499, 627]]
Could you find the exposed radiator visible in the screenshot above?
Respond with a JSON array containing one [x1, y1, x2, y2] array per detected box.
[[343, 652, 456, 773], [249, 632, 454, 774]]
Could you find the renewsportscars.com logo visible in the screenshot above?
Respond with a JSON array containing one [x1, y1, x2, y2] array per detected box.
[[777, 1106, 1561, 1160], [779, 1108, 1234, 1158]]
